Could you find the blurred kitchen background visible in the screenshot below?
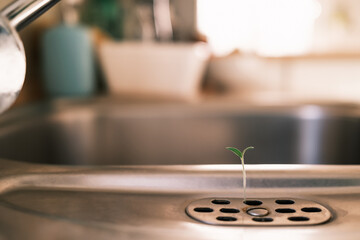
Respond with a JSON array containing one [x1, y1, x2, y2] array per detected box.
[[3, 0, 360, 105], [2, 0, 360, 166]]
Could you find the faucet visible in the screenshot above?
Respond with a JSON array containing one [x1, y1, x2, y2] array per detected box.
[[3, 0, 60, 31], [0, 0, 60, 113]]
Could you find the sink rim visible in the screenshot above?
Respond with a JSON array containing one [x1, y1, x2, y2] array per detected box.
[[0, 159, 360, 196]]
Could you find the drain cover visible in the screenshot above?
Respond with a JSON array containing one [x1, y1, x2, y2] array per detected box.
[[186, 198, 331, 226]]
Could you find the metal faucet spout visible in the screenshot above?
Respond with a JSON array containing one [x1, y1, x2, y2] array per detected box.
[[0, 0, 60, 114], [2, 0, 60, 31]]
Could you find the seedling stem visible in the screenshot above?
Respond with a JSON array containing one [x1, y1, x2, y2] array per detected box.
[[226, 146, 254, 202]]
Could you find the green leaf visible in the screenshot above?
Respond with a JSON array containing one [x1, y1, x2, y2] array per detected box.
[[226, 146, 254, 159], [242, 146, 254, 158], [226, 147, 243, 158]]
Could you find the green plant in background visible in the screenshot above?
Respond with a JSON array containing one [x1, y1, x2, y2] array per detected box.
[[226, 146, 254, 202], [81, 0, 125, 40]]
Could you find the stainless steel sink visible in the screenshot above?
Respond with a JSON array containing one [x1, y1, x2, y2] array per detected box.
[[0, 98, 359, 165], [0, 161, 359, 239], [0, 99, 359, 239]]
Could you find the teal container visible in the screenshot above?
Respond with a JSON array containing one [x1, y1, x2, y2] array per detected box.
[[42, 24, 96, 97]]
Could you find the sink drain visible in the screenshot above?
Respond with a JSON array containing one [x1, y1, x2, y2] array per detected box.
[[186, 198, 331, 226]]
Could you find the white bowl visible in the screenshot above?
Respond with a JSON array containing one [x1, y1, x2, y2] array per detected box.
[[98, 41, 210, 100]]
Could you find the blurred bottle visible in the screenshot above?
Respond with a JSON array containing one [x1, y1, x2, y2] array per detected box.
[[42, 0, 96, 98]]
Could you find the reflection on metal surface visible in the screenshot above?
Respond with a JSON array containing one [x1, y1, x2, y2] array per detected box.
[[298, 106, 325, 164], [0, 161, 358, 239], [0, 100, 360, 165]]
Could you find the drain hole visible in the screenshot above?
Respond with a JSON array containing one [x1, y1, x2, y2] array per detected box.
[[216, 216, 237, 222], [220, 208, 240, 213], [212, 199, 231, 205], [252, 217, 273, 222], [288, 216, 310, 222], [275, 208, 296, 213], [244, 200, 262, 206], [302, 207, 322, 213], [275, 199, 295, 205], [194, 207, 214, 213]]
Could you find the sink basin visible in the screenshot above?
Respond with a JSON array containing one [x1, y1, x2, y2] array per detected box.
[[0, 161, 359, 239], [0, 99, 359, 239], [0, 99, 359, 165]]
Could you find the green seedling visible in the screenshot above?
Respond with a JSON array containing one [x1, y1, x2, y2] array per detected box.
[[226, 146, 254, 202]]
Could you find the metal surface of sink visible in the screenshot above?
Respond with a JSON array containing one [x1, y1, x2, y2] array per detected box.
[[0, 99, 359, 165], [0, 99, 359, 239], [0, 161, 359, 239]]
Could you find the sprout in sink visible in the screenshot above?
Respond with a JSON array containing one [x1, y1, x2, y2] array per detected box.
[[226, 146, 254, 202]]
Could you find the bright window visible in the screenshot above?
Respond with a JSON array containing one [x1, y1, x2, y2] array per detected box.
[[197, 0, 322, 56]]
